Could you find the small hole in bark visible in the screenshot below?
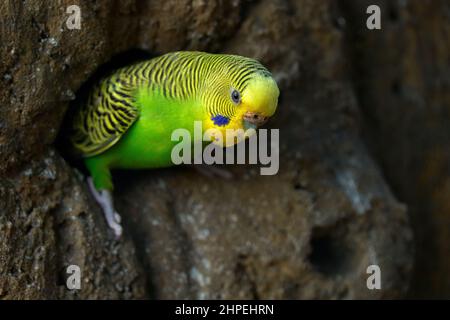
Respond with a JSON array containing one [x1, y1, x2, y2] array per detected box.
[[57, 267, 68, 286], [388, 7, 399, 22], [391, 80, 402, 95], [308, 225, 354, 277], [293, 182, 307, 191]]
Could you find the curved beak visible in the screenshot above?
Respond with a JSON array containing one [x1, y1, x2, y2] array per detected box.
[[243, 111, 269, 130]]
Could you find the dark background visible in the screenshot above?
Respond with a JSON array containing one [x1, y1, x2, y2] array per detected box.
[[0, 0, 448, 299]]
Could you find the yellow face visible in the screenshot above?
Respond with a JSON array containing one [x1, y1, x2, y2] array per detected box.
[[203, 70, 280, 147]]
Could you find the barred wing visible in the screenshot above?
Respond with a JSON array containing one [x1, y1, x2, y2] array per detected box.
[[70, 76, 139, 157]]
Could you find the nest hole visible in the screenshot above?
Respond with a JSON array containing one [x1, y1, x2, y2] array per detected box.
[[308, 224, 356, 277]]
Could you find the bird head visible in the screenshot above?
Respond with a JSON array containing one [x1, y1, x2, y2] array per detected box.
[[202, 54, 279, 147]]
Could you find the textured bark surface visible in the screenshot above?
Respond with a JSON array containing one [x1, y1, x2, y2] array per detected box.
[[0, 0, 445, 299], [339, 0, 450, 298]]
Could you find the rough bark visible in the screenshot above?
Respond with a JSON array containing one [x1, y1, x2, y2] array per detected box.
[[339, 0, 450, 298]]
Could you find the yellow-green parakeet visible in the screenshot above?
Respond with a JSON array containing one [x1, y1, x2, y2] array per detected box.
[[69, 51, 279, 237]]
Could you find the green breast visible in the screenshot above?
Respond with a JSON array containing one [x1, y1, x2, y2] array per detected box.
[[91, 88, 205, 169]]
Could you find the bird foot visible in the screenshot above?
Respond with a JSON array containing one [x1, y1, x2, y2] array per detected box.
[[87, 177, 123, 238], [193, 164, 233, 180]]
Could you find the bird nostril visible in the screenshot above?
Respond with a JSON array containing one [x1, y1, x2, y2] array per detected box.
[[244, 112, 269, 124]]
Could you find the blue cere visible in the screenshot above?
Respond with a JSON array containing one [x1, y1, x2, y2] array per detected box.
[[211, 114, 230, 126]]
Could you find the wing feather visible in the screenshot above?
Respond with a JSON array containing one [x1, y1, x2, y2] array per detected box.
[[70, 74, 139, 157]]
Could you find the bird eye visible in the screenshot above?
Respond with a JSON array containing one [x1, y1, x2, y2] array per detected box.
[[231, 89, 241, 104]]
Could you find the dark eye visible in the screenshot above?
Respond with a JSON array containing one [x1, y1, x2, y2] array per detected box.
[[231, 89, 241, 104]]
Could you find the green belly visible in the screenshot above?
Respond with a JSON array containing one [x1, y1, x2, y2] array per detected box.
[[84, 92, 204, 189]]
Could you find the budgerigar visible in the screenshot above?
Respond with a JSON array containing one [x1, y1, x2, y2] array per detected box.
[[69, 51, 279, 237]]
